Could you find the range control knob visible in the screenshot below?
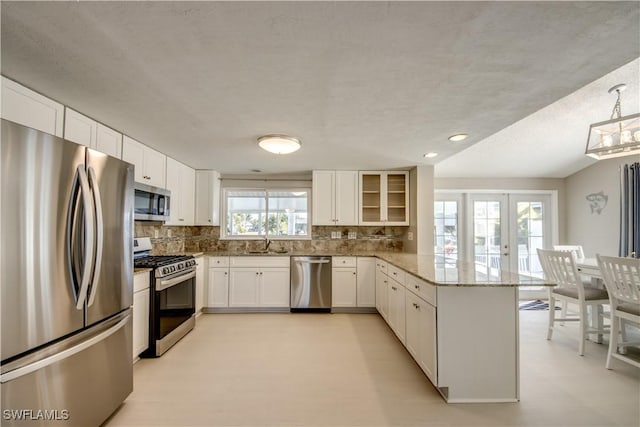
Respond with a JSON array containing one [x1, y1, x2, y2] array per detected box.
[[162, 267, 169, 275]]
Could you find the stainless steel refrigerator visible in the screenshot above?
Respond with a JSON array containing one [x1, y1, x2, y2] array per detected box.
[[1, 119, 134, 426]]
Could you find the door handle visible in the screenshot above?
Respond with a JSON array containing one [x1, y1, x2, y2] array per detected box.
[[75, 165, 95, 310], [87, 167, 103, 307]]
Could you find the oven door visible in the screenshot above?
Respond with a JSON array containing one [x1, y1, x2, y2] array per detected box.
[[154, 269, 195, 344]]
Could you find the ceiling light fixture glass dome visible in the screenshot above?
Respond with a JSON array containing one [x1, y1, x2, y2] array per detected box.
[[448, 133, 468, 142], [257, 134, 302, 154]]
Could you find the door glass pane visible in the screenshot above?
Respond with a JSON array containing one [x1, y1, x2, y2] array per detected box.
[[434, 200, 458, 263], [516, 201, 544, 278], [474, 201, 502, 280]]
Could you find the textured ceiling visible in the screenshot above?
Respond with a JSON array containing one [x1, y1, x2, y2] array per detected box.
[[1, 1, 639, 177]]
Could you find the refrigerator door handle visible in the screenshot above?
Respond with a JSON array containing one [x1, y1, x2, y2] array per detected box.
[[87, 167, 103, 307], [75, 165, 96, 310], [0, 314, 130, 383]]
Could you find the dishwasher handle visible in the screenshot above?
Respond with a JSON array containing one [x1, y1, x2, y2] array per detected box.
[[296, 259, 331, 264]]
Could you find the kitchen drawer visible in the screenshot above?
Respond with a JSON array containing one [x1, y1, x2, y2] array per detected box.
[[405, 274, 436, 306], [133, 271, 150, 292], [230, 256, 290, 268], [387, 264, 406, 284], [333, 256, 356, 268], [375, 260, 388, 275], [209, 256, 229, 267]]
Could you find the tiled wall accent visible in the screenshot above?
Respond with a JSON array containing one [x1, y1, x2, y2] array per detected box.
[[134, 222, 405, 254]]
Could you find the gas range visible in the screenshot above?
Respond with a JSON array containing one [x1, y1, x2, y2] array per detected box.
[[134, 255, 196, 278], [133, 237, 196, 358], [133, 237, 196, 278]]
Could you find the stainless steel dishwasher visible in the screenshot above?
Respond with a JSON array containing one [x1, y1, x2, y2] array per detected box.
[[290, 256, 332, 312]]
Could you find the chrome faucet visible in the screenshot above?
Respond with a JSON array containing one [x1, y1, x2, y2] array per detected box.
[[264, 238, 271, 251]]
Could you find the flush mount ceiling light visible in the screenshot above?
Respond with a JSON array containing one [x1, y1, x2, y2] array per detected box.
[[448, 133, 468, 142], [586, 84, 640, 160], [257, 134, 301, 154], [423, 152, 439, 158]]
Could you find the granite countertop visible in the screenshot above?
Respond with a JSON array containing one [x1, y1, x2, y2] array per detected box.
[[191, 251, 553, 288], [134, 267, 152, 274]]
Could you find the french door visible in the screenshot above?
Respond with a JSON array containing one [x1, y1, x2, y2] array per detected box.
[[466, 193, 553, 296]]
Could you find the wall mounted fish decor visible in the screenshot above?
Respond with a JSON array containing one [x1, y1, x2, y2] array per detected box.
[[586, 191, 608, 214]]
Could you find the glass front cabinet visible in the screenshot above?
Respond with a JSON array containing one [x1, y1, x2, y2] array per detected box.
[[359, 171, 409, 225]]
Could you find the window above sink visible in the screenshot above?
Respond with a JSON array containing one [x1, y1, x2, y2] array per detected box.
[[222, 188, 310, 240]]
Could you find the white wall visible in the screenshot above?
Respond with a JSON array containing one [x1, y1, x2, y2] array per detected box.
[[565, 157, 631, 257], [403, 166, 434, 254]]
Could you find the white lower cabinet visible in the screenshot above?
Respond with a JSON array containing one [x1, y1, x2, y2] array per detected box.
[[195, 256, 205, 314], [229, 268, 260, 307], [207, 256, 230, 308], [375, 261, 389, 320], [356, 257, 376, 307], [208, 268, 230, 308], [332, 267, 357, 307], [259, 268, 290, 307], [387, 277, 406, 344], [132, 272, 150, 360], [405, 290, 437, 384], [228, 257, 290, 309]]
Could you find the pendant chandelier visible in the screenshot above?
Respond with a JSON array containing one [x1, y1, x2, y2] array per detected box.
[[585, 83, 640, 160]]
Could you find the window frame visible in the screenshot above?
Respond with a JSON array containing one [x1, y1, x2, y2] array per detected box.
[[221, 187, 311, 240]]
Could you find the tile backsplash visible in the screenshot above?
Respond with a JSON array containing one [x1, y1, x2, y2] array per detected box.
[[135, 222, 406, 254]]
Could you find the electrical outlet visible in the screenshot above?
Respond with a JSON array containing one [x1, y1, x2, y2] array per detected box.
[[407, 231, 414, 241], [331, 231, 340, 239], [167, 229, 172, 238], [348, 231, 357, 240], [154, 229, 159, 239]]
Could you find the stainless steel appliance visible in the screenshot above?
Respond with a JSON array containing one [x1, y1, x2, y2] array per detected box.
[[134, 182, 170, 221], [1, 120, 134, 426], [290, 256, 332, 312], [133, 237, 196, 357]]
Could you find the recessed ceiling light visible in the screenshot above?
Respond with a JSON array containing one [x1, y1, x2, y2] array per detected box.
[[448, 133, 468, 142], [423, 152, 438, 158], [257, 134, 302, 154]]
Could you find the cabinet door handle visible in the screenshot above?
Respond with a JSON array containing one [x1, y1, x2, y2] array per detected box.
[[414, 285, 420, 290], [352, 272, 356, 275], [256, 272, 259, 276], [208, 219, 212, 223], [391, 286, 397, 291], [224, 272, 227, 276], [179, 218, 184, 221]]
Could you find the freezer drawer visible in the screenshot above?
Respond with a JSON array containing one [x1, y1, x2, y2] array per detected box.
[[1, 311, 132, 426], [290, 256, 332, 310]]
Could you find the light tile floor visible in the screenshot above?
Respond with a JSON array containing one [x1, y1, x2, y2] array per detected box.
[[104, 311, 640, 427]]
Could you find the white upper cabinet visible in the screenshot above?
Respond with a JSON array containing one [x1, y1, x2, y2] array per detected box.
[[1, 76, 64, 137], [359, 171, 409, 225], [195, 170, 221, 226], [64, 107, 122, 158], [95, 123, 122, 158], [64, 108, 96, 147], [312, 170, 358, 225], [165, 157, 195, 225], [122, 135, 166, 189]]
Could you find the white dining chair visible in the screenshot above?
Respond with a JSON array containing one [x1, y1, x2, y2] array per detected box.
[[538, 249, 609, 356], [553, 245, 586, 260], [596, 255, 640, 369]]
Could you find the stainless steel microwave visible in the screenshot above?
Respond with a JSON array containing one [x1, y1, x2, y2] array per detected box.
[[134, 183, 170, 221]]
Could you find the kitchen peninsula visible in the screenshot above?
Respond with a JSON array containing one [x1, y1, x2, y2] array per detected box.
[[199, 250, 549, 403]]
